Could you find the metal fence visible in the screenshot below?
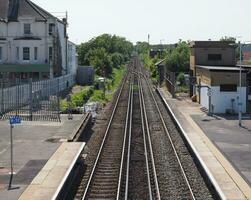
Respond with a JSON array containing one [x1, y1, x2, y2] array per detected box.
[[0, 74, 75, 121]]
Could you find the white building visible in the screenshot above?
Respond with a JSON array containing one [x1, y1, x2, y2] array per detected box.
[[0, 0, 77, 80], [196, 65, 247, 114], [67, 41, 78, 76]]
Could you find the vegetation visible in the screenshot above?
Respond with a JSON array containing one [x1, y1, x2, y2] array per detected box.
[[136, 40, 190, 81], [60, 86, 94, 111], [135, 41, 150, 55], [60, 66, 126, 111], [60, 34, 133, 111], [165, 41, 190, 73], [220, 36, 236, 42], [176, 72, 185, 85], [90, 67, 126, 103], [77, 34, 133, 77]]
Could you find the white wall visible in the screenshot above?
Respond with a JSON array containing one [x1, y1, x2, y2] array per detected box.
[[211, 86, 246, 114], [0, 16, 67, 77], [199, 82, 246, 113], [57, 22, 67, 74], [67, 41, 77, 75], [200, 83, 209, 109]]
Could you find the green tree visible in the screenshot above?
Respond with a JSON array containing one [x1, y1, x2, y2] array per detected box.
[[135, 42, 150, 54], [89, 48, 113, 76], [165, 41, 190, 73], [77, 34, 133, 76], [220, 36, 236, 42], [111, 53, 124, 68]]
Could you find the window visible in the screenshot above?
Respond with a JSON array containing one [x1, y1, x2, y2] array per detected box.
[[34, 47, 38, 60], [220, 84, 237, 92], [208, 54, 222, 61], [49, 23, 55, 35], [16, 47, 19, 60], [0, 47, 2, 60], [49, 47, 53, 62], [23, 47, 30, 60], [24, 23, 31, 34]]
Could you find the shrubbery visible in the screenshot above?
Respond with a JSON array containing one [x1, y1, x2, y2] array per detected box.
[[60, 87, 94, 111], [77, 34, 133, 77]]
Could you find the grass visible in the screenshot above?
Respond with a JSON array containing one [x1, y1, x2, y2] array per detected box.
[[176, 84, 189, 94], [91, 66, 126, 104], [61, 66, 126, 111], [60, 86, 94, 111]]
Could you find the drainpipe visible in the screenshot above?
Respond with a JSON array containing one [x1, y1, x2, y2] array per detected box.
[[64, 12, 68, 75], [44, 20, 50, 78]]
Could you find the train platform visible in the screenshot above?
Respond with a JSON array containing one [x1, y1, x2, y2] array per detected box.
[[158, 87, 251, 200], [0, 114, 87, 200], [19, 142, 85, 200]]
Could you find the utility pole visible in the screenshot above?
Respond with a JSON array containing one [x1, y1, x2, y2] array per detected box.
[[238, 41, 242, 126]]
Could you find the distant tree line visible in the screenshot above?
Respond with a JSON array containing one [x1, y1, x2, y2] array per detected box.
[[77, 34, 133, 77], [135, 40, 190, 80]]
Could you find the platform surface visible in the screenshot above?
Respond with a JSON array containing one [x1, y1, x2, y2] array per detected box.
[[18, 142, 85, 200], [0, 114, 86, 200], [159, 88, 251, 200]]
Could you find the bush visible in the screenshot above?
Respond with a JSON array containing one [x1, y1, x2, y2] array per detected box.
[[177, 72, 185, 85], [60, 86, 94, 111]]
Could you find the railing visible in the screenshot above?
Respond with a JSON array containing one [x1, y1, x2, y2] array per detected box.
[[0, 74, 75, 121], [248, 86, 251, 95]]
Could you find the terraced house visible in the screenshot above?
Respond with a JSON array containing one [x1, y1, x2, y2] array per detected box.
[[0, 0, 77, 80]]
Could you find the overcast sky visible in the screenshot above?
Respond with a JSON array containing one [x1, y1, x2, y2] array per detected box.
[[32, 0, 251, 45]]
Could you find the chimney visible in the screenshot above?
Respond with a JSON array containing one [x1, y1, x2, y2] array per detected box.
[[8, 0, 20, 21]]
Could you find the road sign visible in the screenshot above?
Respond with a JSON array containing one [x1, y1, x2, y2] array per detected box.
[[9, 116, 21, 125], [8, 116, 21, 189]]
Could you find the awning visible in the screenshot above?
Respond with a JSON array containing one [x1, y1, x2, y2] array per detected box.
[[0, 64, 50, 73]]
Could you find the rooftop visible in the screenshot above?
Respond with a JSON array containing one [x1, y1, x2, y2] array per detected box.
[[197, 65, 247, 72], [190, 41, 236, 48], [155, 59, 166, 66], [0, 0, 65, 23]]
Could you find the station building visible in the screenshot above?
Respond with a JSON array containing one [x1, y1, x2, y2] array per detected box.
[[190, 41, 249, 114]]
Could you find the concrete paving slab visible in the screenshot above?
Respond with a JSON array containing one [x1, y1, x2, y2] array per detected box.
[[0, 114, 86, 200], [192, 114, 251, 186], [19, 142, 85, 200]]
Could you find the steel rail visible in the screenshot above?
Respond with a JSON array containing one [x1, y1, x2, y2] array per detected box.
[[123, 76, 134, 200], [139, 70, 161, 200], [81, 71, 132, 200], [138, 75, 155, 200], [142, 69, 196, 200]]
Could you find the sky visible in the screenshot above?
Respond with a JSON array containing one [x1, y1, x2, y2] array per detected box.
[[32, 0, 251, 45]]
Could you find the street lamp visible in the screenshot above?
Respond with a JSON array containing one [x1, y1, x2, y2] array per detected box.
[[238, 41, 242, 126], [235, 41, 251, 126]]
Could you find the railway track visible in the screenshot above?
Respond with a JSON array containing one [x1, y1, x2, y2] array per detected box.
[[118, 73, 160, 200], [73, 57, 215, 200], [137, 58, 214, 199]]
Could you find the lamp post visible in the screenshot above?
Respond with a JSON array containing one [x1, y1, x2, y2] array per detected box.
[[236, 41, 251, 126], [238, 41, 242, 126]]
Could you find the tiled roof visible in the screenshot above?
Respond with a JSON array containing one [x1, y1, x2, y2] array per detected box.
[[0, 0, 63, 22], [0, 0, 9, 21]]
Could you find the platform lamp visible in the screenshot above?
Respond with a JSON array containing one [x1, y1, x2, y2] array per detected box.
[[231, 40, 251, 126]]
